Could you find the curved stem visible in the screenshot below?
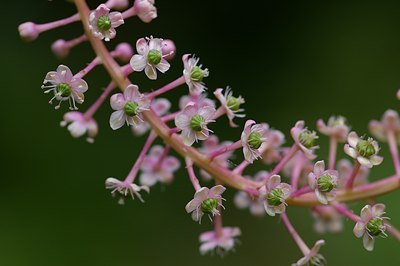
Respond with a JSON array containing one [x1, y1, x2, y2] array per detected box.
[[281, 212, 310, 256], [345, 161, 361, 189], [332, 203, 359, 222], [266, 145, 298, 181], [185, 157, 201, 190], [328, 137, 337, 170]]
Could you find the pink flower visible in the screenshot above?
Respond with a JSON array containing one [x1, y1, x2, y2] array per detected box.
[[241, 120, 268, 163], [369, 109, 400, 142], [317, 116, 350, 142], [60, 112, 98, 143], [291, 120, 319, 160], [261, 125, 285, 165], [130, 36, 170, 80], [114, 42, 134, 62], [353, 204, 388, 251], [42, 65, 88, 110], [199, 227, 241, 255], [179, 94, 215, 110], [161, 39, 176, 60], [259, 175, 291, 216], [18, 22, 39, 42], [133, 0, 157, 23], [293, 240, 326, 266], [312, 206, 343, 234], [337, 159, 369, 187], [106, 0, 130, 11], [139, 145, 180, 186], [185, 185, 226, 223], [109, 84, 150, 130], [175, 103, 216, 146], [214, 87, 245, 127], [182, 54, 209, 95], [105, 177, 149, 204], [344, 131, 383, 168], [89, 4, 124, 42], [308, 160, 339, 205]]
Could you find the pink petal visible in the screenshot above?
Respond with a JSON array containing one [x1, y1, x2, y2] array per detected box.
[[136, 38, 148, 55], [145, 65, 157, 80], [314, 160, 325, 176], [347, 131, 359, 148], [110, 93, 126, 110], [371, 203, 386, 217], [109, 110, 125, 130], [360, 205, 372, 222], [130, 54, 147, 71], [363, 233, 375, 251]]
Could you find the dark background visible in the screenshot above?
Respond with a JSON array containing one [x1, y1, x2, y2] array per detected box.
[[2, 0, 400, 265]]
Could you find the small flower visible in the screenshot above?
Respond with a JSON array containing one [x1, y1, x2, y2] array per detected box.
[[42, 65, 88, 110], [182, 54, 209, 95], [199, 227, 241, 256], [241, 120, 268, 163], [139, 145, 180, 186], [185, 185, 226, 223], [312, 206, 343, 234], [89, 4, 124, 42], [283, 150, 314, 187], [369, 109, 400, 142], [109, 84, 150, 130], [308, 161, 339, 204], [261, 125, 285, 165], [60, 112, 98, 143], [291, 120, 319, 160], [175, 103, 216, 146], [114, 42, 134, 62], [132, 98, 171, 136], [179, 94, 215, 110], [133, 0, 157, 23], [161, 39, 176, 60], [337, 159, 370, 187], [18, 22, 39, 42], [317, 115, 350, 142], [214, 87, 245, 127], [130, 36, 170, 80], [259, 175, 291, 216], [105, 177, 150, 204], [51, 39, 70, 59], [353, 204, 388, 251], [293, 240, 326, 266], [344, 132, 383, 168]]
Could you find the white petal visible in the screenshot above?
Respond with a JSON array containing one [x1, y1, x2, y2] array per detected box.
[[130, 54, 147, 71], [372, 203, 386, 217], [348, 131, 359, 148], [353, 222, 366, 238], [155, 59, 170, 73], [363, 233, 375, 251], [344, 144, 358, 159], [314, 160, 325, 176], [145, 65, 157, 80], [109, 110, 126, 130]]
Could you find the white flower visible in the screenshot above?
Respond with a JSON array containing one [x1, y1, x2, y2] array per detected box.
[[369, 109, 400, 142], [344, 132, 383, 168], [199, 227, 241, 256], [185, 185, 226, 223], [312, 206, 343, 234], [89, 4, 124, 41], [182, 54, 209, 95], [337, 159, 370, 187], [60, 112, 98, 143], [260, 175, 291, 216], [109, 84, 150, 130], [105, 177, 149, 204], [130, 36, 170, 80], [317, 116, 350, 142], [133, 0, 157, 23], [291, 120, 319, 160], [179, 93, 215, 110], [308, 160, 339, 205], [293, 240, 326, 266], [214, 87, 245, 127], [175, 103, 216, 146], [241, 120, 268, 163]]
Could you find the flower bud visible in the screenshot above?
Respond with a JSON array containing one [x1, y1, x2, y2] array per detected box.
[[201, 198, 218, 214], [367, 217, 386, 237], [299, 130, 318, 148], [356, 139, 375, 157], [147, 49, 162, 65], [134, 0, 157, 23], [18, 22, 39, 42], [162, 39, 176, 60], [124, 102, 139, 116], [267, 188, 284, 206], [190, 114, 205, 131], [114, 43, 134, 62], [317, 174, 335, 192], [248, 132, 263, 149], [106, 0, 129, 10], [51, 39, 70, 59]]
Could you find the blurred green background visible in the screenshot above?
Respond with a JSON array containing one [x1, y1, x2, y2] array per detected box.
[[2, 0, 400, 265]]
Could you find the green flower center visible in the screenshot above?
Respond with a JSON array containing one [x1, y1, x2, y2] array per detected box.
[[190, 66, 204, 82], [248, 132, 263, 149], [190, 114, 205, 131], [227, 96, 241, 111], [97, 15, 112, 31], [201, 198, 218, 214], [267, 188, 284, 206], [356, 139, 376, 157], [309, 254, 327, 266], [123, 102, 139, 117], [147, 49, 162, 65], [367, 217, 385, 237], [331, 116, 346, 127], [317, 174, 335, 192], [56, 83, 72, 97], [299, 130, 318, 148]]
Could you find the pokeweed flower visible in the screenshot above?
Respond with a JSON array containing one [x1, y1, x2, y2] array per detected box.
[[132, 98, 171, 136], [139, 145, 180, 186], [109, 84, 150, 130], [179, 93, 215, 110], [259, 175, 291, 216], [214, 87, 245, 127], [261, 126, 285, 165], [105, 177, 149, 204], [89, 4, 124, 42], [353, 204, 388, 251], [293, 240, 326, 266], [308, 160, 339, 205], [317, 115, 350, 142], [199, 227, 241, 256], [162, 39, 176, 60], [133, 0, 157, 23], [369, 109, 400, 142], [182, 54, 209, 95], [291, 120, 319, 160], [114, 42, 135, 62], [175, 103, 216, 146], [185, 185, 226, 223], [337, 159, 369, 187], [60, 112, 98, 143], [241, 120, 268, 163], [344, 132, 383, 168], [312, 206, 343, 234], [42, 65, 88, 110], [130, 36, 170, 80], [18, 22, 39, 42]]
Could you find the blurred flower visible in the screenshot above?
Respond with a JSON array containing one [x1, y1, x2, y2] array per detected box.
[[369, 109, 400, 142], [179, 93, 215, 110], [105, 177, 149, 204], [18, 22, 39, 42], [308, 160, 338, 205], [337, 159, 369, 187], [291, 120, 319, 160], [344, 132, 383, 168], [312, 206, 343, 234], [199, 227, 241, 256], [260, 175, 291, 216], [89, 4, 124, 41], [283, 150, 313, 187], [134, 0, 157, 23], [60, 112, 98, 143], [261, 125, 285, 165], [182, 54, 209, 95], [241, 120, 268, 163], [161, 39, 176, 60], [317, 115, 350, 142]]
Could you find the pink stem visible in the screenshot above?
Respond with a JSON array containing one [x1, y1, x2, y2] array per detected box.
[[213, 106, 226, 120], [281, 212, 310, 256], [214, 205, 224, 237], [266, 145, 299, 181], [83, 81, 115, 120], [185, 157, 201, 191], [290, 157, 303, 190], [147, 76, 186, 99], [386, 222, 400, 241], [122, 6, 137, 19], [209, 140, 242, 159], [161, 111, 180, 123], [345, 161, 361, 189], [124, 132, 157, 184], [328, 137, 338, 170], [233, 160, 250, 175], [154, 144, 171, 170], [36, 14, 80, 33], [332, 203, 359, 222], [65, 34, 88, 49], [387, 130, 400, 175], [291, 186, 312, 198]]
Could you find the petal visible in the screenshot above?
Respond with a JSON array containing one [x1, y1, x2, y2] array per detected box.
[[182, 129, 196, 146], [363, 233, 375, 251], [357, 156, 373, 168], [67, 121, 86, 138], [155, 59, 170, 73], [109, 110, 126, 130], [315, 189, 328, 205], [199, 241, 217, 255], [314, 160, 325, 176], [234, 192, 250, 209], [370, 155, 383, 166], [347, 131, 359, 148], [174, 113, 190, 130], [110, 93, 126, 110], [360, 205, 372, 222], [278, 183, 292, 198], [136, 38, 148, 55], [139, 173, 158, 187], [149, 37, 162, 50], [209, 185, 226, 196], [109, 11, 124, 27], [372, 203, 386, 217], [344, 144, 358, 159], [264, 202, 276, 217], [70, 78, 88, 93], [198, 106, 217, 121], [145, 65, 157, 80], [266, 175, 281, 190], [152, 98, 171, 116], [130, 54, 147, 71], [124, 84, 140, 101], [56, 65, 73, 83]]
